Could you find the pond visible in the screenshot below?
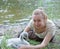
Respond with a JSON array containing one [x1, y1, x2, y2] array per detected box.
[[0, 0, 39, 24], [0, 0, 60, 24]]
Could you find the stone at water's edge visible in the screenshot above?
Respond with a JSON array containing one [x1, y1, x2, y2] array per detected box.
[[0, 21, 28, 38], [53, 19, 60, 35], [53, 19, 60, 29]]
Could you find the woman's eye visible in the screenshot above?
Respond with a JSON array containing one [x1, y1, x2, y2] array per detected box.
[[34, 20, 36, 22], [38, 20, 41, 22]]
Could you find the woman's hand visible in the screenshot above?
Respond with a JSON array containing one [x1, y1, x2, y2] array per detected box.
[[18, 45, 34, 49]]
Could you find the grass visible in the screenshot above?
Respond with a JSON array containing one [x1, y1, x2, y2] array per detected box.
[[0, 38, 13, 49], [0, 31, 60, 49]]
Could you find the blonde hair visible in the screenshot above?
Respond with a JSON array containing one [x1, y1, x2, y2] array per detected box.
[[32, 7, 47, 19]]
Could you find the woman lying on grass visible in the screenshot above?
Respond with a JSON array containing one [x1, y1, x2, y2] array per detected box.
[[18, 7, 56, 49]]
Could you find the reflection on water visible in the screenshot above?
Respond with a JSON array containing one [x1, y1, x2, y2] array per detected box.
[[0, 0, 39, 24], [0, 9, 8, 13]]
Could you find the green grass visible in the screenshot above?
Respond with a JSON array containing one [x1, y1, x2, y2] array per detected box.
[[28, 39, 40, 45], [0, 38, 13, 49]]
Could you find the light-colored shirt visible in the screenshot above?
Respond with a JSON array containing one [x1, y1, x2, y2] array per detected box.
[[28, 19, 56, 38]]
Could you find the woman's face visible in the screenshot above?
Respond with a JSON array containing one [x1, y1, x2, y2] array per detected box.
[[32, 15, 46, 29]]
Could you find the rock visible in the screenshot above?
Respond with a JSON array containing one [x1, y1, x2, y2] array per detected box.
[[53, 19, 60, 29]]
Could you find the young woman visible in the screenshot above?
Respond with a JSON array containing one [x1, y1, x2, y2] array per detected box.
[[18, 8, 56, 49]]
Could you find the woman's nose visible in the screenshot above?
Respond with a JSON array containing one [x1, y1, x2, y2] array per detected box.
[[35, 22, 38, 25]]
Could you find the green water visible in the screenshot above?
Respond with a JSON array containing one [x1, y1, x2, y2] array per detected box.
[[0, 0, 60, 24]]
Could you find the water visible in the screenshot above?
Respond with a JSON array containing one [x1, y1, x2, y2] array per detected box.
[[0, 0, 60, 30], [0, 0, 39, 24], [0, 0, 60, 24]]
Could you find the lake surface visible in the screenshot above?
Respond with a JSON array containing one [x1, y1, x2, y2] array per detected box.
[[0, 0, 60, 24]]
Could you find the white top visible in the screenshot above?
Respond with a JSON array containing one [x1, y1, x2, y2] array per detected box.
[[27, 19, 56, 38]]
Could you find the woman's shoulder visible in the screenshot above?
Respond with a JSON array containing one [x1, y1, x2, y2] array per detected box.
[[28, 19, 33, 25], [46, 19, 56, 31], [27, 19, 33, 28], [47, 19, 55, 27], [46, 19, 56, 36]]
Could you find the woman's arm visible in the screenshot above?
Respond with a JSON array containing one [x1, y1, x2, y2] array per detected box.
[[18, 34, 52, 49], [24, 26, 31, 32], [34, 33, 53, 49], [18, 32, 53, 49], [34, 23, 56, 49], [24, 19, 33, 32]]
